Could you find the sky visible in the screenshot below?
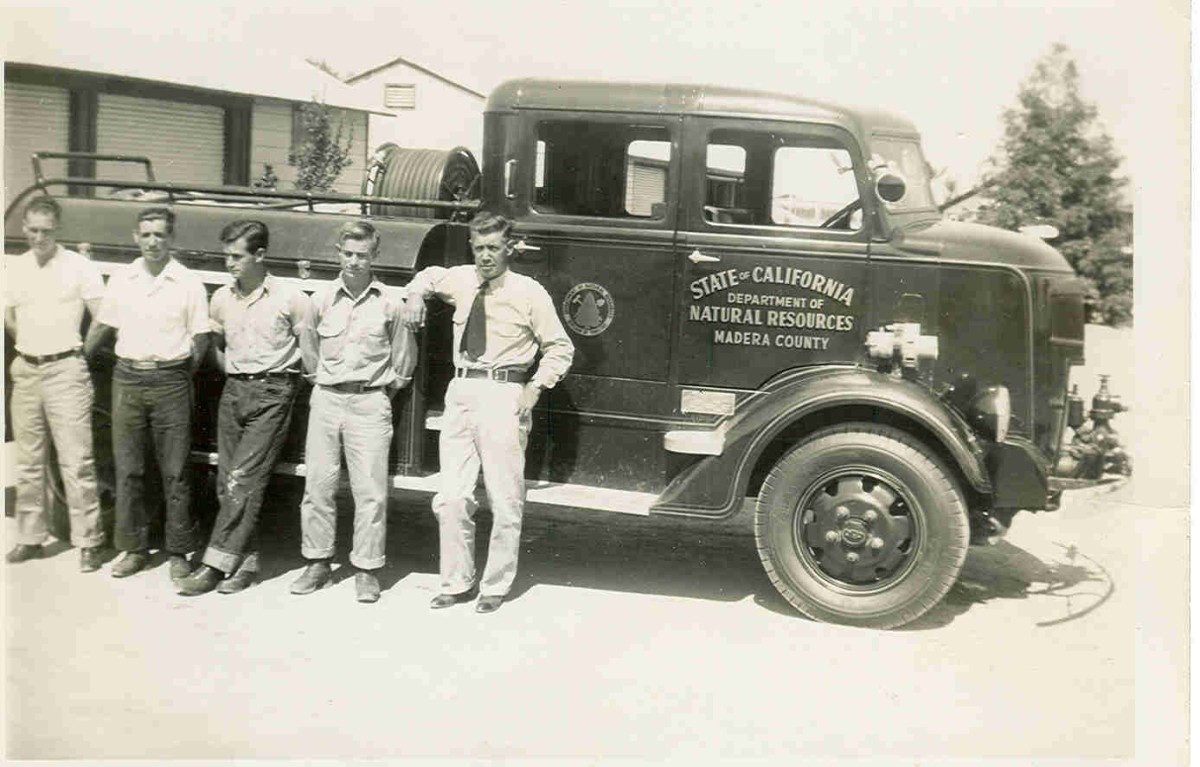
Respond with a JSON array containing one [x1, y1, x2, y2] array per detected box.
[[2, 0, 1180, 192]]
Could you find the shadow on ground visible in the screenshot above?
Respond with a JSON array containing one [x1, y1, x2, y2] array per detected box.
[[905, 539, 1115, 630], [70, 475, 1114, 630]]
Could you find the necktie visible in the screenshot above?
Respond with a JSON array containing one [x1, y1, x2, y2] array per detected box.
[[461, 282, 488, 360]]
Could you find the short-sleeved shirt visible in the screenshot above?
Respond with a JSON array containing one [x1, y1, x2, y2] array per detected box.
[[210, 275, 311, 375], [97, 256, 210, 362], [302, 276, 416, 388], [407, 265, 574, 390], [5, 245, 105, 356]]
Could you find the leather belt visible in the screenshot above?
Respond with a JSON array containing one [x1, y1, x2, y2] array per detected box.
[[117, 357, 191, 371], [319, 381, 385, 394], [227, 371, 300, 382], [455, 367, 530, 384], [19, 349, 82, 365]]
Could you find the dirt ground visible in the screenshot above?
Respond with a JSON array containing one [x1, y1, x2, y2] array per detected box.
[[2, 325, 1189, 765]]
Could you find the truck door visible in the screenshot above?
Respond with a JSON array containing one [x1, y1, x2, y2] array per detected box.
[[506, 111, 682, 488], [674, 117, 872, 389]]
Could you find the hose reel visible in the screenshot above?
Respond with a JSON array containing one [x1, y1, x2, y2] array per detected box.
[[362, 143, 480, 220]]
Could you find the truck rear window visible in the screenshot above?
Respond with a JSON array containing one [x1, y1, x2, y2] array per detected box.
[[534, 121, 672, 220]]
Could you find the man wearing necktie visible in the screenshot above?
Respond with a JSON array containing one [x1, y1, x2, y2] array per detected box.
[[404, 212, 574, 614]]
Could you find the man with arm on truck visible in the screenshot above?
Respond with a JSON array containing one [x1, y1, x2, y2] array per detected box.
[[404, 212, 574, 614]]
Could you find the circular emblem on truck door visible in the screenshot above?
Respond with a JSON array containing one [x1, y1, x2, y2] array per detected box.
[[563, 282, 614, 336]]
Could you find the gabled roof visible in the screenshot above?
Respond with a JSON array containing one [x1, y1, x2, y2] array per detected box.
[[343, 56, 486, 100]]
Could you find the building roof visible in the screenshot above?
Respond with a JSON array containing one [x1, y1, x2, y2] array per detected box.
[[343, 55, 486, 100], [487, 78, 920, 138], [4, 41, 392, 115]]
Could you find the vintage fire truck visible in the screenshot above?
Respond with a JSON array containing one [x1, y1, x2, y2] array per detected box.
[[5, 78, 1099, 628]]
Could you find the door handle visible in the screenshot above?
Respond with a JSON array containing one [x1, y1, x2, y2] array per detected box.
[[688, 248, 721, 264], [512, 239, 541, 252]]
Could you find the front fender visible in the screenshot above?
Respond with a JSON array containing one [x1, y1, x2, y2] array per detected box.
[[651, 366, 990, 518]]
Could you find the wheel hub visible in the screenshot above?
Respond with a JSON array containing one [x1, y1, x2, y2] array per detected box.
[[839, 519, 868, 548], [797, 473, 916, 585]]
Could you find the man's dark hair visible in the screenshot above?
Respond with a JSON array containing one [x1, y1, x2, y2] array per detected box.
[[137, 206, 176, 235], [23, 195, 62, 223], [338, 220, 380, 253], [220, 220, 270, 253], [468, 211, 512, 239]]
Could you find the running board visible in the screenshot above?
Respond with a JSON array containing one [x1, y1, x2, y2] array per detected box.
[[423, 412, 726, 456], [189, 450, 656, 516]]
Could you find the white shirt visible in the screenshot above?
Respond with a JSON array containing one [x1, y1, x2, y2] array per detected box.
[[407, 265, 574, 389], [4, 245, 105, 356], [97, 256, 210, 362]]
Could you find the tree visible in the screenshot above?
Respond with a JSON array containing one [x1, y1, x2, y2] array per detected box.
[[288, 99, 354, 192], [973, 44, 1132, 326]]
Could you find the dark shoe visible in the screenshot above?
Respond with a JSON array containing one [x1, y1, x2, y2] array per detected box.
[[475, 595, 504, 614], [7, 544, 43, 564], [79, 546, 104, 573], [111, 551, 148, 578], [355, 571, 381, 604], [168, 554, 195, 581], [177, 565, 224, 596], [217, 568, 257, 595], [430, 588, 476, 609], [290, 561, 332, 595]]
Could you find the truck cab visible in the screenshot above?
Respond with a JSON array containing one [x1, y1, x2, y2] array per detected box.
[[465, 79, 1087, 626]]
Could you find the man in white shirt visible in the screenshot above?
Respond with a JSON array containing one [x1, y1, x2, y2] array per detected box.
[[5, 196, 106, 571], [404, 212, 574, 613], [84, 207, 210, 580]]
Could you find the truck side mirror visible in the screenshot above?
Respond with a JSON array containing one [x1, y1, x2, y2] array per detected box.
[[875, 171, 907, 204]]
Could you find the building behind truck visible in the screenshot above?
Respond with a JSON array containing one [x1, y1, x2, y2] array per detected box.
[[3, 56, 388, 201]]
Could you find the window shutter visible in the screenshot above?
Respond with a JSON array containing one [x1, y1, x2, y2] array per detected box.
[[384, 84, 416, 110]]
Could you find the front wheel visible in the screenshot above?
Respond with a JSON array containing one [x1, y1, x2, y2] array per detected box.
[[755, 423, 969, 629]]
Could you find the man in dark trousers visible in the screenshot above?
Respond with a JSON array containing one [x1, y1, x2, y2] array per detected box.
[[290, 220, 416, 603], [404, 212, 574, 614], [84, 207, 209, 581], [177, 220, 314, 596]]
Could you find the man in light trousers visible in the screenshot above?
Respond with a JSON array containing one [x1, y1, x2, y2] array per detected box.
[[405, 212, 574, 614], [290, 220, 416, 603], [5, 196, 106, 571]]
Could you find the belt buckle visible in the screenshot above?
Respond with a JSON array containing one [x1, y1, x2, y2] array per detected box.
[[493, 369, 510, 383]]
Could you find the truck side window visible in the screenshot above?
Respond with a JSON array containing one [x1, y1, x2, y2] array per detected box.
[[705, 129, 862, 231], [533, 121, 671, 219]]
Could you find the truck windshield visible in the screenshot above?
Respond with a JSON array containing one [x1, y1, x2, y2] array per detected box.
[[868, 137, 936, 212]]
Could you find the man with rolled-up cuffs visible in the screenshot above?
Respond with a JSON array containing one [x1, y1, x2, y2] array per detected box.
[[404, 212, 574, 614], [84, 206, 209, 581], [290, 220, 416, 604], [177, 220, 314, 597]]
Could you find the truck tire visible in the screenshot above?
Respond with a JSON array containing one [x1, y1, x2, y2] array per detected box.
[[754, 423, 968, 629]]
